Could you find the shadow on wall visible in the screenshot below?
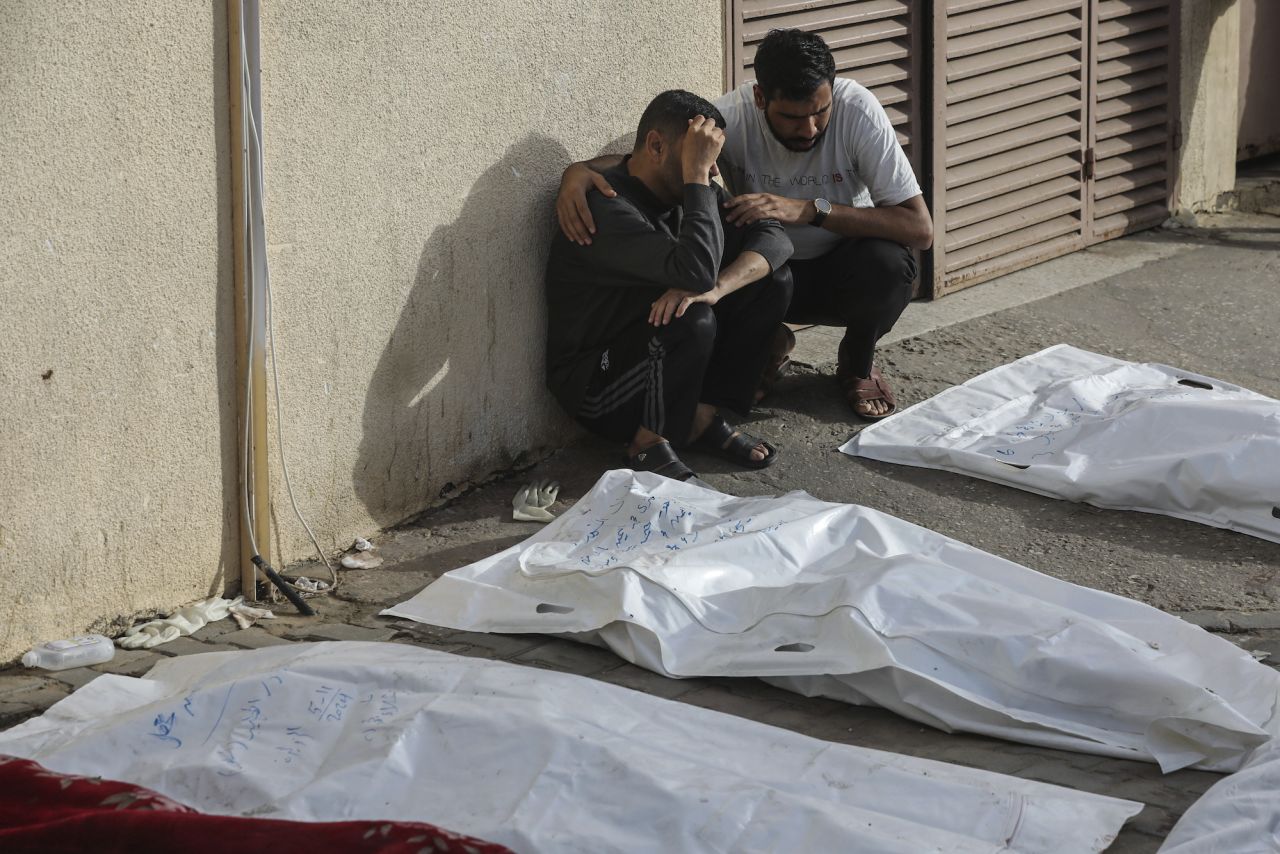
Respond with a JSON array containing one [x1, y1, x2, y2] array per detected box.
[[353, 134, 581, 528]]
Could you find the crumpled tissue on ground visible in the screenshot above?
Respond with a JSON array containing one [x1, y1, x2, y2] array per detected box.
[[841, 344, 1280, 544], [386, 470, 1280, 773], [0, 641, 1142, 854], [118, 596, 273, 649]]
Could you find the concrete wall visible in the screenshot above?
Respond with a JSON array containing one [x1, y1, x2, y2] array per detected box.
[[0, 0, 723, 662], [0, 2, 235, 662], [1237, 0, 1280, 160], [1176, 0, 1241, 212]]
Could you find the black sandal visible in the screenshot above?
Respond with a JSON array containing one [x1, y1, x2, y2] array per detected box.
[[627, 439, 696, 481], [692, 415, 778, 469]]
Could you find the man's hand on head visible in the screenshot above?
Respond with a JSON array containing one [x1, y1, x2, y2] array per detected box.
[[681, 116, 725, 186], [648, 287, 721, 327], [723, 193, 812, 227]]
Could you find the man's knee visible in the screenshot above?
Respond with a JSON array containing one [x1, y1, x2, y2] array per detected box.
[[852, 239, 916, 295], [663, 301, 717, 347]]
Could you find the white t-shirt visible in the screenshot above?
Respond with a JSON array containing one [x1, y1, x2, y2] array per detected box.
[[714, 78, 921, 260]]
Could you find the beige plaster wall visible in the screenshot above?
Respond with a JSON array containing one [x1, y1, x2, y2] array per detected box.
[[1, 0, 723, 661], [0, 2, 235, 662], [257, 1, 724, 559], [1177, 0, 1240, 212]]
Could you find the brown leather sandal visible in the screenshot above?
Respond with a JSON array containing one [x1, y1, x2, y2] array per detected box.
[[755, 324, 797, 403], [840, 365, 898, 421]]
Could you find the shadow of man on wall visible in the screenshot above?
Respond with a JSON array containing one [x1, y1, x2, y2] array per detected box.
[[353, 134, 583, 528]]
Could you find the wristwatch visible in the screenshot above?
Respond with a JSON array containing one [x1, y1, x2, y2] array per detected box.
[[811, 198, 832, 228]]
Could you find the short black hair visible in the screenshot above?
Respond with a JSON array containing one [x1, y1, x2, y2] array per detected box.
[[753, 29, 836, 102], [633, 90, 726, 151]]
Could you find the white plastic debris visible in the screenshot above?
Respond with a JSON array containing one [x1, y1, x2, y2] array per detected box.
[[386, 470, 1280, 773], [228, 601, 274, 630], [0, 642, 1143, 853], [1160, 739, 1280, 853], [340, 553, 383, 570], [841, 344, 1280, 544], [512, 478, 560, 523], [353, 536, 373, 551], [292, 577, 331, 594], [21, 635, 114, 671], [118, 596, 245, 650]]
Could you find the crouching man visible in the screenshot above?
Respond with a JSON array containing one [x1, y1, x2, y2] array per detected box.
[[545, 90, 794, 481]]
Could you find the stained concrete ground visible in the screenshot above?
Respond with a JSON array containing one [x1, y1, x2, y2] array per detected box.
[[3, 211, 1279, 851]]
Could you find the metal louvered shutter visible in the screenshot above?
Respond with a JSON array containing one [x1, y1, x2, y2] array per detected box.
[[727, 0, 924, 177], [928, 1, 1089, 297], [1087, 0, 1177, 242]]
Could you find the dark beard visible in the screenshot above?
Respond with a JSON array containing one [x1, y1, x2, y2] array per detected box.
[[764, 112, 828, 152]]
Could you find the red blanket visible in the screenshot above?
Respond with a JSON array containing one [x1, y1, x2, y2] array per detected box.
[[0, 754, 512, 854]]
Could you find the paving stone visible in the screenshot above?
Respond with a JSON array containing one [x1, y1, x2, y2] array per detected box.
[[0, 699, 41, 728], [47, 667, 104, 690], [1228, 611, 1280, 631], [512, 639, 622, 677], [444, 631, 548, 660], [677, 684, 787, 721], [591, 663, 704, 700], [221, 627, 295, 649], [1174, 610, 1232, 632], [152, 637, 239, 657], [0, 673, 56, 699], [389, 622, 465, 645], [1125, 805, 1179, 840], [911, 744, 1041, 776], [190, 619, 241, 642], [0, 683, 70, 726], [296, 623, 396, 643], [1017, 759, 1118, 792], [95, 648, 163, 677]]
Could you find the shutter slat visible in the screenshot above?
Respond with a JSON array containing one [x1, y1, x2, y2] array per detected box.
[[1098, 0, 1168, 21], [742, 0, 909, 40], [947, 116, 1081, 167], [947, 94, 1082, 146], [947, 174, 1082, 230], [1096, 86, 1168, 121], [1095, 106, 1167, 141], [948, 0, 1080, 36], [946, 33, 1083, 81], [947, 74, 1081, 124], [946, 54, 1081, 103], [1095, 67, 1167, 101], [1094, 145, 1165, 179], [1096, 9, 1167, 42], [947, 136, 1081, 189], [1092, 202, 1167, 239], [742, 0, 904, 22], [1093, 181, 1167, 217], [948, 13, 1082, 59], [947, 154, 1081, 207], [1094, 125, 1166, 159], [1096, 30, 1168, 63], [944, 214, 1082, 272], [1093, 166, 1165, 200]]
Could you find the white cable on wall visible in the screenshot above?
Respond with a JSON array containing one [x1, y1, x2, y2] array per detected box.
[[238, 0, 336, 593]]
